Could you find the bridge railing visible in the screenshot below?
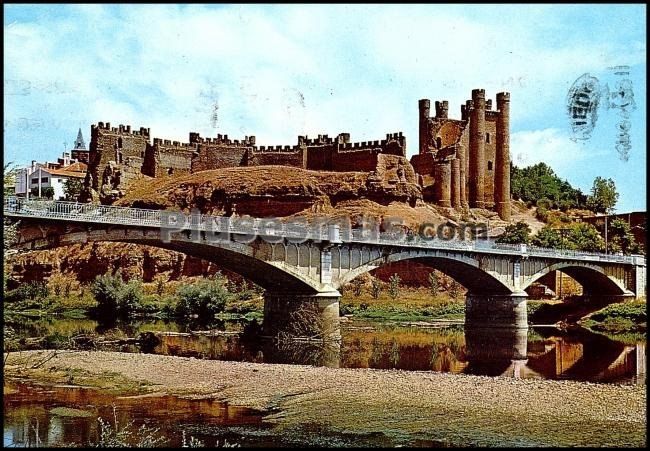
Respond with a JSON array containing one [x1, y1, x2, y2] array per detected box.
[[3, 197, 641, 264]]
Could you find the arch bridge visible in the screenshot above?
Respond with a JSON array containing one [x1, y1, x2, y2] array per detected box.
[[4, 198, 646, 338]]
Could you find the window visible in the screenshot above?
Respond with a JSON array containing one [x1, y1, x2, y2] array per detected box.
[[488, 161, 493, 171], [41, 177, 49, 183], [31, 178, 39, 184], [486, 132, 490, 143]]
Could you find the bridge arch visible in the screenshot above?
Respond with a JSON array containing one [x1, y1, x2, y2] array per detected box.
[[14, 224, 324, 294], [336, 252, 514, 294], [522, 262, 631, 296]]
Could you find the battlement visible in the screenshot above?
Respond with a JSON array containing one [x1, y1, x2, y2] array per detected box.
[[471, 88, 486, 99], [299, 134, 336, 146], [94, 122, 150, 137], [340, 141, 382, 151], [257, 144, 303, 153], [189, 132, 256, 147], [152, 138, 196, 149]]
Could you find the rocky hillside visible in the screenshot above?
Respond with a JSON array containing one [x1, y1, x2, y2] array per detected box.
[[6, 242, 237, 289]]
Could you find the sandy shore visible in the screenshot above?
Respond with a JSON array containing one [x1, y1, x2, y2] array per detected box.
[[4, 350, 646, 447]]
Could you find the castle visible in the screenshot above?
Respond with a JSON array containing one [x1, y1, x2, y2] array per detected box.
[[82, 88, 510, 220], [411, 89, 511, 220]]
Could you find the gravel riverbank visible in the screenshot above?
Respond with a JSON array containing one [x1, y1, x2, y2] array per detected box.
[[4, 350, 646, 447]]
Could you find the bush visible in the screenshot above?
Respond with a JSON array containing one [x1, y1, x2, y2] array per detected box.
[[175, 276, 233, 320], [5, 281, 49, 303], [91, 271, 143, 318]]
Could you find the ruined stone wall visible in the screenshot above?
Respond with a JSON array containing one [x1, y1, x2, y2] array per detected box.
[[330, 133, 405, 172], [331, 148, 380, 172], [191, 144, 250, 172], [254, 145, 306, 168], [189, 133, 255, 172], [143, 139, 195, 177], [410, 153, 436, 186]]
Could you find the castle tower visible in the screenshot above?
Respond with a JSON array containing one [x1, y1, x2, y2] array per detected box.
[[469, 89, 486, 208], [435, 100, 449, 119], [418, 99, 431, 154], [495, 92, 511, 220], [451, 158, 461, 208], [434, 161, 452, 207]]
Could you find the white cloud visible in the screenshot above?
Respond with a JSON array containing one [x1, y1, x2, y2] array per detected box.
[[511, 128, 608, 171], [3, 5, 646, 173]]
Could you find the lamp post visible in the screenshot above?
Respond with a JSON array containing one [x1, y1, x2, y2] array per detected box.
[[558, 227, 571, 299]]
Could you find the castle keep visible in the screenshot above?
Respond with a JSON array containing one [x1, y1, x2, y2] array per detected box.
[[411, 89, 511, 220], [82, 88, 510, 220]]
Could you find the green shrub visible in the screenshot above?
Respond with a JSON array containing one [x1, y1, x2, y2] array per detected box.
[[91, 271, 143, 318], [5, 281, 49, 303], [174, 277, 233, 319]]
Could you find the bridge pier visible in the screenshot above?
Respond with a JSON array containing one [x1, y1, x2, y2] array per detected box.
[[263, 292, 341, 341], [465, 292, 528, 329]]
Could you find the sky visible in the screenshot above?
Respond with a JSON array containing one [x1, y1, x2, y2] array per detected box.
[[3, 4, 646, 212]]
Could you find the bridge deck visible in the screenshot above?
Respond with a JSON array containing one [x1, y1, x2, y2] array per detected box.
[[3, 197, 642, 265]]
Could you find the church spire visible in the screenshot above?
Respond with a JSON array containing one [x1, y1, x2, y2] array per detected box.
[[74, 128, 86, 150]]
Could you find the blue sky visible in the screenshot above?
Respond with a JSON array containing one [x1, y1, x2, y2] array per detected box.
[[4, 4, 646, 212]]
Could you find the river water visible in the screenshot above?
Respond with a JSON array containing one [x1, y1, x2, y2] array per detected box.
[[3, 316, 646, 447]]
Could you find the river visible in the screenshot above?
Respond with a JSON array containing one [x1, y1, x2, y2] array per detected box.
[[3, 316, 646, 447]]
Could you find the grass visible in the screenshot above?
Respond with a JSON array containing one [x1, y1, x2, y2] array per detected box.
[[580, 300, 646, 334], [340, 287, 465, 322]]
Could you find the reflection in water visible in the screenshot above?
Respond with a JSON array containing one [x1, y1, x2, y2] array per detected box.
[[3, 382, 265, 448], [148, 324, 645, 385], [464, 327, 529, 377], [5, 316, 646, 385]]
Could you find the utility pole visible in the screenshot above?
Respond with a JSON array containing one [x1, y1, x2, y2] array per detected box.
[[604, 210, 609, 255]]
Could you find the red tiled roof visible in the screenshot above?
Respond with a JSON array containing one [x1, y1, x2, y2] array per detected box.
[[48, 162, 87, 178]]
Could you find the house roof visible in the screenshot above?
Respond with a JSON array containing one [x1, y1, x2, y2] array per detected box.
[[47, 162, 87, 178]]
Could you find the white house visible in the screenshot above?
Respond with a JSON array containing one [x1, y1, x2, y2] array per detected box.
[[15, 161, 86, 200]]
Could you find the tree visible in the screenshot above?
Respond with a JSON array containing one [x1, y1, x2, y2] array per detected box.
[[63, 178, 84, 201], [370, 279, 382, 299], [607, 218, 640, 255], [3, 162, 19, 196], [428, 271, 439, 297], [496, 221, 531, 244], [448, 281, 463, 300], [42, 186, 55, 199], [388, 273, 401, 300], [531, 226, 564, 248], [564, 223, 606, 253], [349, 278, 364, 297], [510, 162, 588, 210], [4, 163, 20, 291], [30, 186, 55, 199], [587, 177, 618, 214]]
